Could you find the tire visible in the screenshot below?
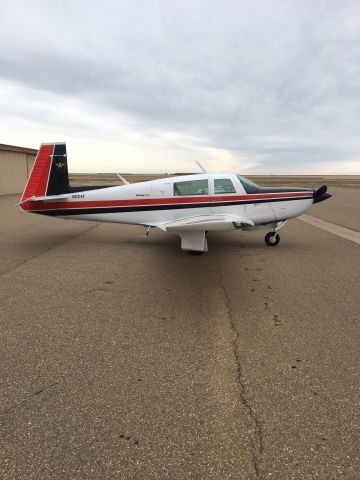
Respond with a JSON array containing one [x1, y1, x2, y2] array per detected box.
[[265, 232, 280, 247], [187, 250, 204, 256]]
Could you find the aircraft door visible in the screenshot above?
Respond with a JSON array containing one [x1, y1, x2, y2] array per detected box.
[[210, 177, 246, 217]]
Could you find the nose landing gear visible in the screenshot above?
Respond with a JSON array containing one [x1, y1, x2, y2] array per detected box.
[[265, 232, 280, 246], [264, 220, 287, 247]]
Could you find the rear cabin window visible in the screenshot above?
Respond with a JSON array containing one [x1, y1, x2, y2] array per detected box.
[[214, 178, 236, 194], [174, 179, 209, 196]]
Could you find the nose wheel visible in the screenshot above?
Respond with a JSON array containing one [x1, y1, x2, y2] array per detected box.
[[265, 232, 280, 247]]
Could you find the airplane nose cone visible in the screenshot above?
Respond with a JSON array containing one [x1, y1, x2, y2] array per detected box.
[[313, 185, 332, 203]]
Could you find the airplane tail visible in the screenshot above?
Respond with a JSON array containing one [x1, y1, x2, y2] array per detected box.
[[20, 142, 114, 211], [20, 142, 69, 205]]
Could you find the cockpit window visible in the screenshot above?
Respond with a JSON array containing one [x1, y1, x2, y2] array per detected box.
[[237, 175, 260, 194]]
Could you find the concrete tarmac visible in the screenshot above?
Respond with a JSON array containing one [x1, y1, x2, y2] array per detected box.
[[0, 188, 359, 479]]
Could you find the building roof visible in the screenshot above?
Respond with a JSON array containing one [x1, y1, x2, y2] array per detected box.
[[0, 144, 38, 155]]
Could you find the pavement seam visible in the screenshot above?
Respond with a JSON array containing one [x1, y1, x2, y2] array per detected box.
[[0, 223, 100, 277], [298, 214, 360, 244], [215, 255, 264, 480]]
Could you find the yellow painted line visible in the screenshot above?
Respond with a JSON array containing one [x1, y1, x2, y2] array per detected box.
[[299, 214, 360, 245]]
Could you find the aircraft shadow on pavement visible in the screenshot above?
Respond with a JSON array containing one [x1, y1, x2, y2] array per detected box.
[[14, 227, 298, 261]]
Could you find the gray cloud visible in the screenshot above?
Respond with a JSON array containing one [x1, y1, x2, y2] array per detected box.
[[1, 0, 360, 172]]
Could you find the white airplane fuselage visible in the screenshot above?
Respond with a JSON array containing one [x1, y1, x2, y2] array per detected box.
[[20, 143, 331, 253], [31, 173, 313, 227]]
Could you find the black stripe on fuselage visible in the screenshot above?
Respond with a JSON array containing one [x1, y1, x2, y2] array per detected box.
[[255, 187, 311, 194], [33, 195, 312, 217]]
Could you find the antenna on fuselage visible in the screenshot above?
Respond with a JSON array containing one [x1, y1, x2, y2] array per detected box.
[[116, 173, 130, 185], [195, 161, 208, 173]]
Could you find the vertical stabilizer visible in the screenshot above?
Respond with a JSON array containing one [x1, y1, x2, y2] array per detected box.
[[20, 142, 112, 211], [20, 144, 55, 203], [20, 143, 70, 209]]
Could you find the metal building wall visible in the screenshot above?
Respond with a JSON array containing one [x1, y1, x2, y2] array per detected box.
[[0, 151, 36, 195], [26, 153, 36, 178]]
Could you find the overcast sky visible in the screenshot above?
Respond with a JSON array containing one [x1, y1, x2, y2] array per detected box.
[[1, 0, 359, 173]]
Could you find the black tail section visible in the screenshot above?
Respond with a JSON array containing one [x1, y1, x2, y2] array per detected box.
[[46, 144, 70, 195], [45, 143, 113, 195]]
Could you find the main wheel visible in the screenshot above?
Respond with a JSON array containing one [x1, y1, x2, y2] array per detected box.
[[265, 232, 280, 247], [188, 250, 204, 256]]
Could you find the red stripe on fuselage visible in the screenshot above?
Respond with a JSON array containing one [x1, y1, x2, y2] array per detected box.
[[25, 191, 313, 212]]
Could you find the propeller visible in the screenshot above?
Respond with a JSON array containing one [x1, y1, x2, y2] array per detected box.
[[313, 185, 331, 203]]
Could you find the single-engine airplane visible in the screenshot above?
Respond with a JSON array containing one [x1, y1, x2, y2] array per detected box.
[[20, 143, 331, 254]]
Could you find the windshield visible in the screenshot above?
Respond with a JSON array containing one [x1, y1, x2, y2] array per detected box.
[[237, 175, 260, 194]]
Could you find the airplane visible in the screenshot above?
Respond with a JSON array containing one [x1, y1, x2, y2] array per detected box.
[[19, 142, 331, 255]]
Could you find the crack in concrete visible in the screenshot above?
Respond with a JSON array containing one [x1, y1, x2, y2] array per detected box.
[[0, 223, 99, 277], [0, 381, 60, 417], [215, 256, 264, 479]]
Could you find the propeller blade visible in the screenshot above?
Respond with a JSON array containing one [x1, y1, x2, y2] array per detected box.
[[314, 185, 327, 197], [313, 184, 331, 203]]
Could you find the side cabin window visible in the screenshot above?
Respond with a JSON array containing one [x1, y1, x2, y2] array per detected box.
[[174, 179, 209, 196], [214, 178, 236, 194]]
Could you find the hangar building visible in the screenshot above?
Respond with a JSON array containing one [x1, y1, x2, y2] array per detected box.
[[0, 144, 38, 195]]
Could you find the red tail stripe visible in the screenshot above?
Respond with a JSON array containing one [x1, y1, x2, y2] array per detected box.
[[21, 145, 54, 203]]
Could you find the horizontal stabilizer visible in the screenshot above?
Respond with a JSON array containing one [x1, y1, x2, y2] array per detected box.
[[19, 194, 71, 205]]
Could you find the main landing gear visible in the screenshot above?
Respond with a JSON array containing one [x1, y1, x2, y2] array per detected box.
[[186, 231, 208, 255], [265, 232, 280, 246]]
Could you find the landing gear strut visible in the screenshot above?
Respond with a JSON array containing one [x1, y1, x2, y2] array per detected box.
[[264, 220, 287, 247], [265, 232, 280, 246]]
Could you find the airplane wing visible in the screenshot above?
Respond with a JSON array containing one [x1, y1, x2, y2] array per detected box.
[[160, 214, 254, 232], [158, 215, 254, 252]]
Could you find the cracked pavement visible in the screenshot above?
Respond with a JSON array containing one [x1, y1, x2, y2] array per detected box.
[[0, 188, 360, 479], [215, 255, 263, 478]]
